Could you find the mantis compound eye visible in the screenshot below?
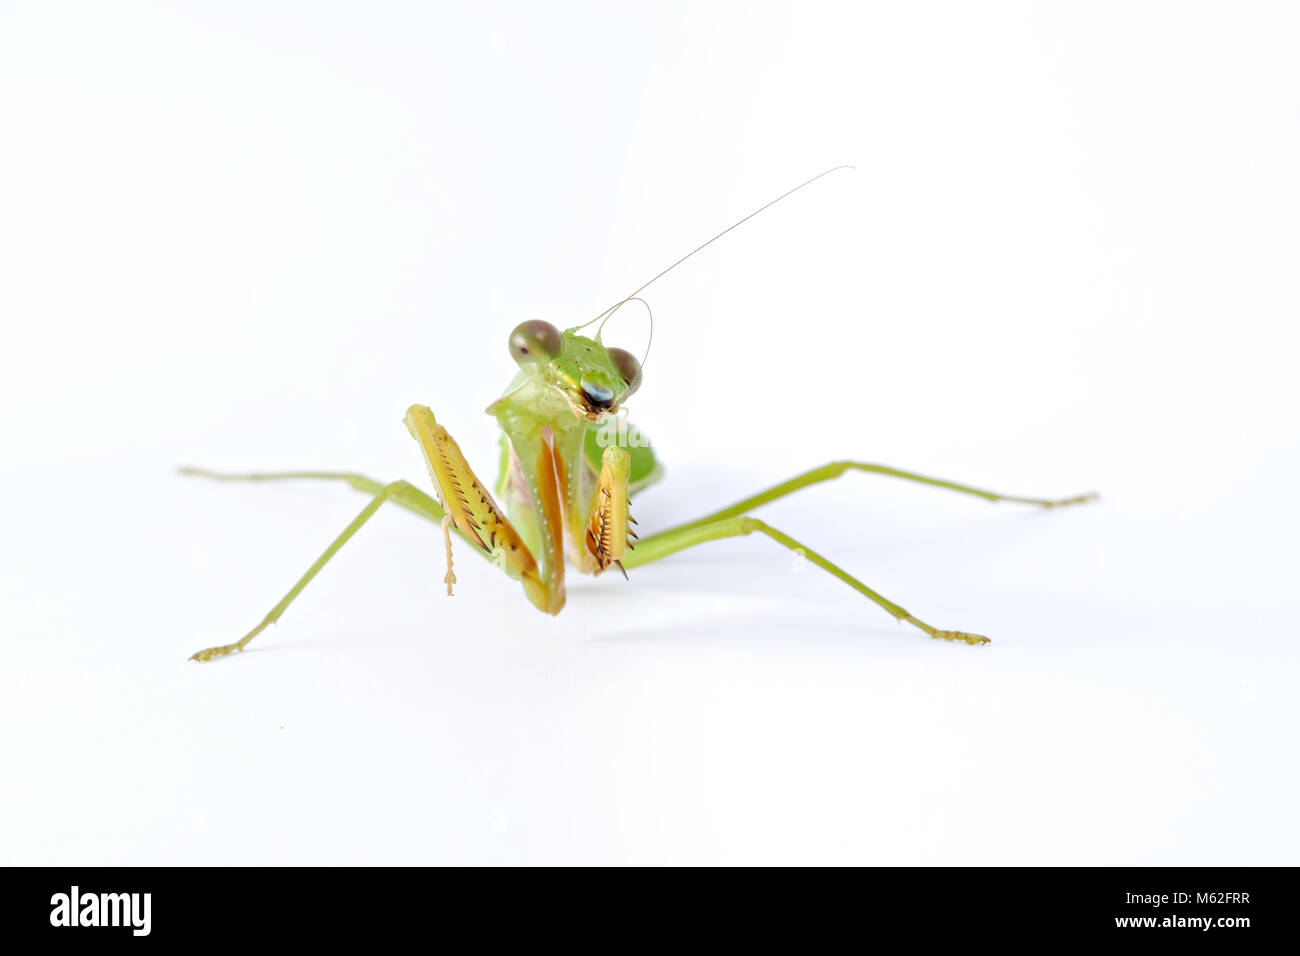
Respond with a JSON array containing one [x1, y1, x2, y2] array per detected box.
[[606, 347, 642, 398], [509, 320, 562, 363]]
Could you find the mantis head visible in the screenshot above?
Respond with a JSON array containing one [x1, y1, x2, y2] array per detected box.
[[508, 320, 642, 420]]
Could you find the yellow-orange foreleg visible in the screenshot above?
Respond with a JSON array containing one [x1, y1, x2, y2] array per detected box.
[[404, 404, 555, 612], [583, 445, 634, 577]]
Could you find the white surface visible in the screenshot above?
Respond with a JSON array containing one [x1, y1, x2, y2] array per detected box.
[[2, 2, 1297, 865]]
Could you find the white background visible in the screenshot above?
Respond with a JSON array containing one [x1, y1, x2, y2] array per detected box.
[[2, 1, 1297, 864]]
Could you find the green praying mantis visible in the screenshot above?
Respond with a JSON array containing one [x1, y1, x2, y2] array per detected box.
[[182, 167, 1096, 662]]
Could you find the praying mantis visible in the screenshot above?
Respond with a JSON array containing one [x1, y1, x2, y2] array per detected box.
[[182, 167, 1096, 662]]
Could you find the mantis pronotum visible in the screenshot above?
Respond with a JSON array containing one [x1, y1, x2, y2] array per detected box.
[[183, 168, 1095, 661]]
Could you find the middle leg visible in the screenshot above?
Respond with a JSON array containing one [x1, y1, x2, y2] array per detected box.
[[189, 479, 448, 661], [622, 513, 991, 645]]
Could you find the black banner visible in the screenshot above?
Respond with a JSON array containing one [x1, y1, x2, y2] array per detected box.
[[0, 866, 1283, 945]]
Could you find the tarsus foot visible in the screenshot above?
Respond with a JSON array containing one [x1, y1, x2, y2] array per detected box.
[[1042, 491, 1099, 508], [901, 614, 992, 646], [190, 642, 244, 662], [930, 629, 992, 646]]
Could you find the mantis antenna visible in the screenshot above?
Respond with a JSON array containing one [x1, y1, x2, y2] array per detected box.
[[574, 163, 856, 363], [594, 296, 654, 365]]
